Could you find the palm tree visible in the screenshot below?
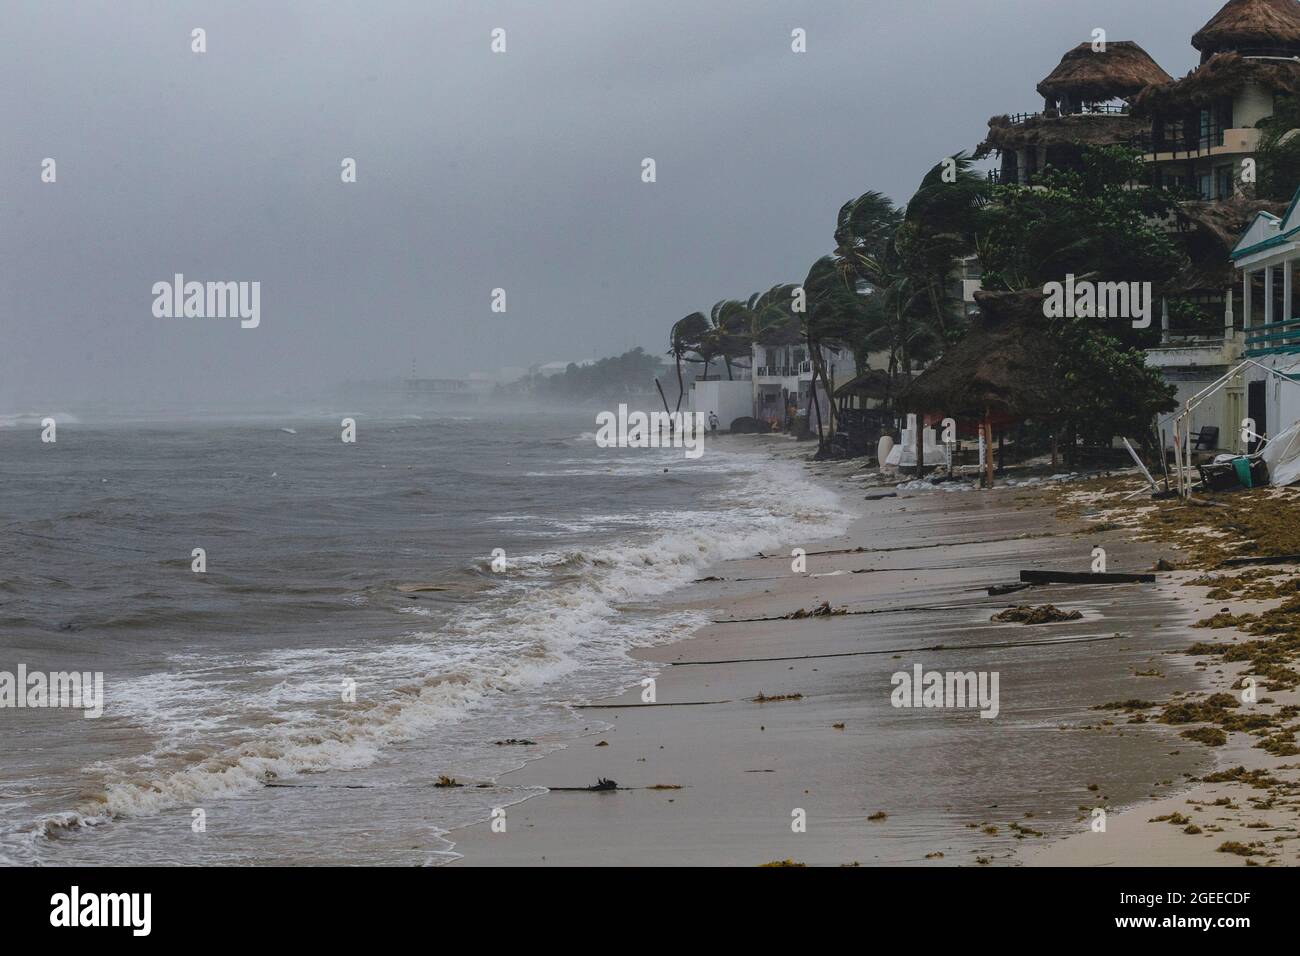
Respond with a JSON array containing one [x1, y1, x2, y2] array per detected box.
[[801, 257, 872, 446], [900, 152, 989, 341], [668, 312, 709, 411], [708, 299, 754, 380], [747, 285, 803, 350], [832, 191, 904, 291]]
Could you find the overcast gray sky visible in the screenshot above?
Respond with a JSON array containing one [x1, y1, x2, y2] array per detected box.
[[1, 0, 1231, 409]]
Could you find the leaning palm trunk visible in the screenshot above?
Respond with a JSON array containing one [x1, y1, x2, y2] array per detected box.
[[805, 338, 839, 451], [673, 355, 685, 412]]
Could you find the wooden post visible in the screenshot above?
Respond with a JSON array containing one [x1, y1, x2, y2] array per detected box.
[[984, 413, 994, 490], [915, 413, 925, 478]]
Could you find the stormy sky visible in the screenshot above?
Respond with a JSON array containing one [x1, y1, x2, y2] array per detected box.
[[1, 0, 1232, 409]]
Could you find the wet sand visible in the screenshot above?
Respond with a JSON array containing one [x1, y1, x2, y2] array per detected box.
[[444, 447, 1243, 866]]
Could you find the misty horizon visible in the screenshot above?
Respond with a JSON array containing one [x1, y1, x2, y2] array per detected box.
[[4, 0, 1230, 411]]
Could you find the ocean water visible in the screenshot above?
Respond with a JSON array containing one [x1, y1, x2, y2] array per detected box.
[[0, 412, 848, 864]]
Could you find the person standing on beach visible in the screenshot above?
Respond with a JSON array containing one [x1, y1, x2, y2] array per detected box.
[[709, 411, 719, 434]]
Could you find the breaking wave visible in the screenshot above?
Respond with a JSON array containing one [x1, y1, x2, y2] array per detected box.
[[3, 449, 848, 861]]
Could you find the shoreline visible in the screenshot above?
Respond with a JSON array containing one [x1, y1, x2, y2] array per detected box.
[[444, 441, 1286, 867]]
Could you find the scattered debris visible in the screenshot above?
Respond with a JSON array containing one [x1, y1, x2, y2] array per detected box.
[[988, 582, 1033, 597], [784, 601, 846, 619], [1181, 726, 1228, 746], [867, 811, 887, 821], [750, 692, 804, 703], [1216, 841, 1263, 857], [493, 738, 537, 746], [545, 778, 621, 792], [434, 776, 463, 788], [759, 859, 806, 867], [991, 604, 1083, 625], [1220, 553, 1300, 568]]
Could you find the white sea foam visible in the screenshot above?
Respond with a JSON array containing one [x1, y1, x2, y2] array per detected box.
[[10, 449, 849, 854]]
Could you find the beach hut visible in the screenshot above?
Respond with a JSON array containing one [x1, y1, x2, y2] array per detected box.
[[833, 369, 914, 458], [896, 290, 1059, 485]]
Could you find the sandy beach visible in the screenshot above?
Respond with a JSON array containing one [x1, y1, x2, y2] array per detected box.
[[445, 437, 1300, 867]]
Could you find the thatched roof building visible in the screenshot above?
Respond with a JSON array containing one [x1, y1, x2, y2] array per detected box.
[[1037, 41, 1172, 104], [977, 42, 1167, 159], [1192, 0, 1300, 62], [896, 290, 1058, 422], [1132, 51, 1300, 115], [834, 369, 913, 403]]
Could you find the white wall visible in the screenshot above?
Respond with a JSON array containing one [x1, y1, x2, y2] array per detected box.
[[690, 379, 753, 428], [1234, 82, 1274, 129]]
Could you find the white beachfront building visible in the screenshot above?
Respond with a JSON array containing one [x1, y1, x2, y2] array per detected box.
[[751, 342, 852, 431], [1229, 191, 1300, 447]]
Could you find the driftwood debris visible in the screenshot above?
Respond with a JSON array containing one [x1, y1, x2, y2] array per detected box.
[[548, 778, 619, 792], [1019, 569, 1155, 585], [988, 582, 1034, 596], [1219, 553, 1300, 568]]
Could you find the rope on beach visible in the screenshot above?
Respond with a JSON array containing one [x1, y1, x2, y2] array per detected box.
[[759, 532, 1065, 559], [696, 563, 978, 584], [669, 632, 1128, 667], [713, 599, 1017, 623], [571, 700, 732, 709]]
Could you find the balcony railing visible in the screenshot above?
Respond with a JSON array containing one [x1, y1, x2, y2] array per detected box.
[[1130, 123, 1227, 156], [1005, 104, 1130, 126], [756, 362, 815, 377], [1246, 317, 1300, 357]]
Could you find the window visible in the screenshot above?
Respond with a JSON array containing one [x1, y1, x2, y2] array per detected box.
[[1216, 165, 1233, 199]]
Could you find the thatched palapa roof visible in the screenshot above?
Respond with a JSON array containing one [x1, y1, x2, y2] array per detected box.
[[896, 290, 1058, 422], [1037, 41, 1172, 102], [977, 42, 1167, 158], [1193, 0, 1300, 60], [834, 369, 913, 401], [1133, 51, 1300, 115]]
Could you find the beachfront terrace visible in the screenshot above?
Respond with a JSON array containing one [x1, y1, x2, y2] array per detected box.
[[1232, 203, 1300, 358]]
